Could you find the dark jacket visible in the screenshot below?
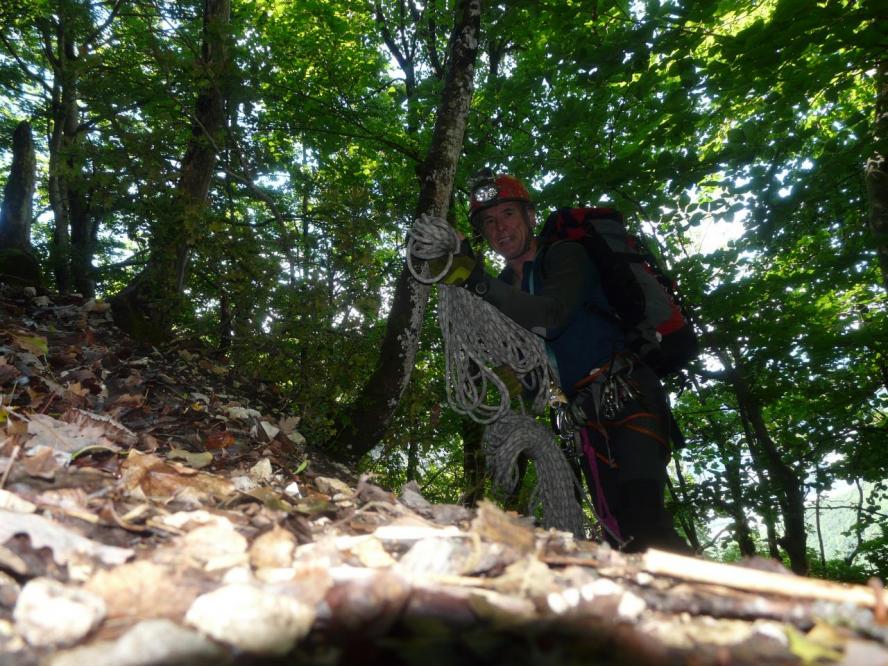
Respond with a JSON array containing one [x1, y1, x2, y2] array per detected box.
[[480, 240, 624, 396]]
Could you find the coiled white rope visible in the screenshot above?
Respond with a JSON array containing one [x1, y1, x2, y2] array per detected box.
[[407, 214, 588, 537]]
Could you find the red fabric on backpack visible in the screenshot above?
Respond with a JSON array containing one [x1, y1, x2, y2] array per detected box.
[[539, 207, 698, 377]]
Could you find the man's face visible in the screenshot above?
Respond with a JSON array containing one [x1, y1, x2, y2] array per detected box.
[[478, 202, 535, 261]]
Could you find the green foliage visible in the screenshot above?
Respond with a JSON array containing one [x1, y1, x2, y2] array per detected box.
[[1, 0, 887, 581]]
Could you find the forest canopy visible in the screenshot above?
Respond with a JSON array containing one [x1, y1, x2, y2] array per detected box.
[[0, 0, 886, 581]]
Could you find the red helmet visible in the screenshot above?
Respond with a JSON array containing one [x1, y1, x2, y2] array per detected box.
[[469, 170, 534, 227]]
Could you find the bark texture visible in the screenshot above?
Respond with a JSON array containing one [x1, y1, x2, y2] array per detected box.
[[111, 0, 230, 341], [326, 0, 482, 462], [865, 60, 888, 292], [0, 121, 36, 250], [723, 350, 808, 575]]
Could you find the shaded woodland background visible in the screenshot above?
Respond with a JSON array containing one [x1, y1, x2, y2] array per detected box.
[[0, 0, 886, 581]]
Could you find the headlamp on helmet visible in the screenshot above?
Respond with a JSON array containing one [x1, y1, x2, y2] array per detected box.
[[468, 169, 534, 227]]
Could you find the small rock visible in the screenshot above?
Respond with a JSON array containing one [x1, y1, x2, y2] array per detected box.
[[46, 618, 229, 666], [399, 480, 432, 516], [23, 286, 37, 297], [185, 584, 315, 655], [283, 481, 301, 498], [232, 475, 259, 492], [259, 421, 280, 441], [14, 577, 106, 646], [249, 458, 274, 484], [250, 526, 296, 569], [315, 476, 353, 497], [33, 295, 51, 307], [182, 525, 248, 571]]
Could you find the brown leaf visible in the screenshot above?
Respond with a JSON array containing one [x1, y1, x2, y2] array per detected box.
[[85, 560, 200, 622], [23, 446, 61, 480], [204, 431, 235, 450], [60, 408, 138, 447], [120, 450, 234, 503], [470, 500, 536, 553]]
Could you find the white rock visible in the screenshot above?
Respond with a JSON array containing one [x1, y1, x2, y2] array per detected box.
[[14, 578, 106, 646], [46, 618, 228, 666], [33, 296, 51, 307], [249, 458, 273, 484], [259, 421, 280, 441], [225, 405, 261, 421], [283, 481, 301, 498], [314, 476, 352, 497], [23, 287, 37, 297], [616, 591, 647, 619], [231, 475, 259, 492], [185, 584, 315, 655]]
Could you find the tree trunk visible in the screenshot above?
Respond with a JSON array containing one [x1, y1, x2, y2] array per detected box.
[[326, 0, 481, 462], [713, 437, 757, 557], [460, 416, 486, 507], [111, 0, 231, 341], [45, 21, 77, 293], [0, 121, 36, 249], [668, 455, 700, 551], [724, 351, 808, 574], [865, 60, 888, 292]]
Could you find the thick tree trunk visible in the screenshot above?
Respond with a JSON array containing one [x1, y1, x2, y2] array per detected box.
[[111, 0, 230, 341], [326, 0, 481, 462], [865, 60, 888, 292], [0, 121, 36, 249]]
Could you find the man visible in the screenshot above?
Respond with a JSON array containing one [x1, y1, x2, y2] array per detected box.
[[459, 171, 689, 554]]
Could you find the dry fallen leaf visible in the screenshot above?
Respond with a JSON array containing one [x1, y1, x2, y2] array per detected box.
[[23, 446, 62, 480], [120, 450, 234, 503], [11, 333, 48, 357], [167, 449, 213, 470], [85, 560, 200, 621], [203, 431, 235, 450], [0, 510, 133, 566]]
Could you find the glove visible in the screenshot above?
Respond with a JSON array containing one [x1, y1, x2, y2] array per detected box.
[[429, 239, 486, 292]]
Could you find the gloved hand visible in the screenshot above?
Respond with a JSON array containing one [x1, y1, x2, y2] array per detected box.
[[428, 239, 486, 292]]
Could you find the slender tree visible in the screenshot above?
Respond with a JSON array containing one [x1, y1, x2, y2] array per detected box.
[[326, 0, 482, 461]]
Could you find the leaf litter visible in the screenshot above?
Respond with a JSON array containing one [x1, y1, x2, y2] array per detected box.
[[1, 284, 888, 665]]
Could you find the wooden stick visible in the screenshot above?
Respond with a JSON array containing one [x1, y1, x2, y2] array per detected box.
[[0, 442, 21, 490], [643, 549, 885, 609]]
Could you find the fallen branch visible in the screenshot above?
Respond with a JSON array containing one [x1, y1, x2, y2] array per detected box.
[[643, 549, 885, 610]]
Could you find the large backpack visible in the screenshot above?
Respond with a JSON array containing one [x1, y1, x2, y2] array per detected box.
[[538, 207, 699, 378]]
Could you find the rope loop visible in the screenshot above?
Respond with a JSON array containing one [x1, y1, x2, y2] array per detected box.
[[407, 214, 461, 284]]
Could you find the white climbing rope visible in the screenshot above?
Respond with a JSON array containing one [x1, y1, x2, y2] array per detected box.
[[407, 214, 552, 423], [407, 214, 590, 538]]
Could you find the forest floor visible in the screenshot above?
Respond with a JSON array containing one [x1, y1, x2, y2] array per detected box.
[[1, 282, 887, 666]]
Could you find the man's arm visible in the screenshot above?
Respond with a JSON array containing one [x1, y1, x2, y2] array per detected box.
[[479, 241, 591, 338]]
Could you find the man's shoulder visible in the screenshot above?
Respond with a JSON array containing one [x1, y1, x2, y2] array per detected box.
[[538, 238, 589, 262]]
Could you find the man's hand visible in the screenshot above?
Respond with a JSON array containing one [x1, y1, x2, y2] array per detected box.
[[429, 238, 486, 291]]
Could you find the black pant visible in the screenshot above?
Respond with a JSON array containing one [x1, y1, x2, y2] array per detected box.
[[577, 362, 690, 554]]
